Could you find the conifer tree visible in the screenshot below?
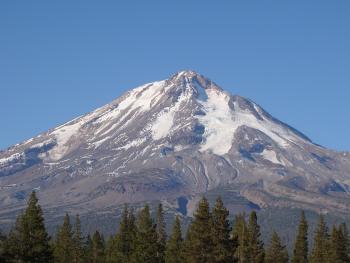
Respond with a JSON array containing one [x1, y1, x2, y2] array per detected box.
[[291, 211, 308, 263], [7, 191, 52, 263], [211, 196, 232, 263], [104, 236, 116, 263], [329, 224, 349, 263], [130, 204, 158, 263], [232, 213, 249, 263], [247, 211, 264, 263], [339, 223, 350, 260], [54, 213, 74, 263], [156, 203, 167, 263], [310, 214, 330, 263], [72, 214, 84, 263], [265, 231, 289, 263], [184, 197, 213, 263], [0, 230, 8, 262], [165, 216, 184, 263], [108, 205, 136, 262], [91, 231, 105, 263], [84, 234, 93, 263]]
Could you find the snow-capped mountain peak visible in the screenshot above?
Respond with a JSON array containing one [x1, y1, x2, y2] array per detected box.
[[1, 71, 350, 221]]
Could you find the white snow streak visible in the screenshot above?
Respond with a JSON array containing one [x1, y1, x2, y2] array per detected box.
[[260, 149, 283, 165], [198, 89, 304, 155], [151, 91, 190, 140]]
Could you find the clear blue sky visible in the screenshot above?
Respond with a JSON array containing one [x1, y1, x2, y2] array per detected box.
[[1, 1, 349, 151]]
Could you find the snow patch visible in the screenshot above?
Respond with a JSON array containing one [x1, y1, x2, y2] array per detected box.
[[49, 121, 82, 160], [260, 149, 284, 165], [95, 81, 167, 125], [197, 89, 235, 155], [92, 136, 110, 148], [119, 137, 147, 150], [151, 89, 191, 140], [0, 153, 23, 167], [198, 90, 305, 155]]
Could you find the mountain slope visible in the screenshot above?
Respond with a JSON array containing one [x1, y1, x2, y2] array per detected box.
[[1, 71, 350, 222]]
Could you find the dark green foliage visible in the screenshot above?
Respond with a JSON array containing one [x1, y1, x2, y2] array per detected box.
[[265, 231, 289, 263], [156, 203, 167, 263], [329, 224, 349, 263], [91, 231, 105, 263], [184, 197, 214, 263], [232, 213, 249, 263], [211, 196, 233, 263], [165, 216, 184, 263], [106, 205, 136, 262], [0, 230, 8, 262], [54, 213, 74, 263], [84, 234, 93, 263], [309, 214, 330, 263], [291, 211, 308, 263], [339, 223, 350, 259], [6, 191, 52, 263], [73, 215, 84, 263], [5, 193, 350, 263], [247, 211, 265, 263], [130, 204, 158, 263]]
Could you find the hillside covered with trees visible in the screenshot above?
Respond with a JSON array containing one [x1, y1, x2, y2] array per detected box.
[[0, 192, 349, 263]]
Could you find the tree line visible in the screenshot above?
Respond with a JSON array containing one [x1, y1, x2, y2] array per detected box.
[[0, 191, 349, 263]]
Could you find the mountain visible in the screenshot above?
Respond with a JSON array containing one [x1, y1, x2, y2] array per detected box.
[[1, 70, 350, 229]]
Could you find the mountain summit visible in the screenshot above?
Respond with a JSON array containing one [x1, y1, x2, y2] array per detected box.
[[1, 71, 350, 223]]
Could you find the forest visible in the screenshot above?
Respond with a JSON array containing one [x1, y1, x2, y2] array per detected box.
[[0, 191, 349, 263]]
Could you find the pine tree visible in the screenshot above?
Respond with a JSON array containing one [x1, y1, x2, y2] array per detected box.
[[211, 196, 232, 263], [72, 214, 84, 263], [7, 191, 52, 262], [156, 203, 167, 263], [309, 214, 330, 263], [184, 197, 213, 263], [0, 230, 8, 262], [232, 213, 249, 263], [130, 204, 158, 263], [247, 211, 264, 263], [329, 224, 349, 263], [108, 205, 136, 262], [165, 216, 184, 263], [54, 213, 74, 263], [104, 235, 116, 263], [291, 211, 308, 263], [339, 223, 350, 260], [84, 234, 93, 263], [91, 231, 105, 263], [265, 231, 289, 263]]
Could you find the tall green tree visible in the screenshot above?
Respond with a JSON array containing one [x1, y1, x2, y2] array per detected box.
[[0, 230, 8, 262], [72, 215, 84, 263], [329, 224, 349, 263], [107, 205, 136, 262], [84, 234, 93, 263], [211, 196, 232, 263], [291, 211, 309, 263], [165, 216, 184, 263], [130, 204, 158, 263], [184, 197, 213, 263], [156, 203, 167, 263], [104, 236, 116, 263], [309, 214, 330, 263], [91, 231, 105, 263], [265, 231, 289, 263], [54, 213, 74, 263], [247, 211, 264, 263], [339, 223, 350, 260], [232, 213, 249, 263], [7, 191, 52, 263]]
